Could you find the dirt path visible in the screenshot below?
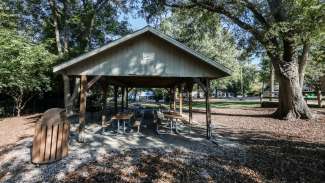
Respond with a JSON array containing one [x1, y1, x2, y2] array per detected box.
[[0, 114, 40, 148]]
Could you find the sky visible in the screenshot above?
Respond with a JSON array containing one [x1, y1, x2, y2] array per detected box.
[[128, 16, 147, 30], [120, 10, 148, 30]]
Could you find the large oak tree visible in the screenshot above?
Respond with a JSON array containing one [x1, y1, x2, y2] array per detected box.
[[142, 0, 324, 120]]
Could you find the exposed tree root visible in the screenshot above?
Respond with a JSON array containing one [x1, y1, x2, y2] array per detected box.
[[272, 107, 313, 121]]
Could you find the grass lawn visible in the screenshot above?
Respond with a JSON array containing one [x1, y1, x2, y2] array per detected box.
[[191, 100, 260, 109], [138, 99, 261, 110]]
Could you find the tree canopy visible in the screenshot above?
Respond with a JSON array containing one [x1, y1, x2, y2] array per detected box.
[[0, 28, 56, 116], [159, 8, 261, 95], [141, 0, 325, 120], [3, 0, 132, 57]]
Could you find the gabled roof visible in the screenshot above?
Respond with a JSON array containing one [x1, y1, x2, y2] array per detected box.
[[53, 26, 232, 76]]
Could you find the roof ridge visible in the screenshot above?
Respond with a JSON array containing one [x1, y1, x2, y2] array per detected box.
[[53, 26, 232, 76]]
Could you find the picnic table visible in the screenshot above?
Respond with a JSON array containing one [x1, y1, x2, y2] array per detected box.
[[111, 112, 134, 133], [162, 111, 184, 133]]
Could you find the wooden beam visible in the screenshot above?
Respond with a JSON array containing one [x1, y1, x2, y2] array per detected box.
[[78, 75, 87, 142], [205, 79, 212, 139], [87, 75, 102, 90], [108, 77, 127, 87]]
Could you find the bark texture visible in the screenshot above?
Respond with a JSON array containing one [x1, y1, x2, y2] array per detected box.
[[63, 75, 80, 117], [48, 0, 63, 55], [272, 60, 313, 120]]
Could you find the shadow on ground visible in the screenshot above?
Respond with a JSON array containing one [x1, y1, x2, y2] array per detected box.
[[1, 108, 325, 182], [214, 127, 325, 182]]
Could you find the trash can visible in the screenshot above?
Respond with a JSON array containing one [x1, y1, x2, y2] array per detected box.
[[32, 108, 70, 164]]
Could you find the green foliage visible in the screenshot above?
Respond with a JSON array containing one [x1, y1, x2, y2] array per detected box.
[[226, 62, 261, 95], [0, 28, 56, 115], [151, 88, 165, 101], [259, 57, 271, 83], [0, 1, 18, 29], [305, 35, 325, 89], [3, 0, 131, 56], [160, 9, 260, 95], [160, 9, 239, 70]]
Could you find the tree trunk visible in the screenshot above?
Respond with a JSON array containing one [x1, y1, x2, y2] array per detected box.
[[48, 0, 63, 55], [317, 89, 322, 108], [298, 43, 310, 90], [15, 94, 22, 117], [269, 63, 275, 101], [62, 0, 69, 53], [12, 89, 24, 117], [63, 75, 80, 116], [272, 61, 313, 120]]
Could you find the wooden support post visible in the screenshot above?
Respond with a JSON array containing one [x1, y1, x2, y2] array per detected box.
[[188, 84, 193, 133], [205, 79, 212, 139], [78, 75, 87, 142], [169, 88, 172, 110], [63, 74, 71, 114], [114, 86, 118, 114], [173, 86, 177, 111], [101, 84, 108, 132], [125, 87, 128, 109], [179, 85, 183, 115], [121, 87, 125, 111]]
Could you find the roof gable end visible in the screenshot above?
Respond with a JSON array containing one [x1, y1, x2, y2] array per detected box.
[[53, 26, 232, 76]]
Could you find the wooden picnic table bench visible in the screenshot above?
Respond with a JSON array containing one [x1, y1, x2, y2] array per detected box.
[[111, 112, 134, 133]]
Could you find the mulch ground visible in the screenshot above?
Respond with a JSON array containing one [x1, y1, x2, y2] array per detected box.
[[62, 149, 261, 183], [61, 108, 325, 183], [1, 108, 324, 182], [193, 108, 325, 182]]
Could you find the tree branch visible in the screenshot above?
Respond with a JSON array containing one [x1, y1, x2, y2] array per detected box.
[[164, 0, 265, 42], [21, 94, 37, 110], [199, 2, 266, 41], [298, 42, 310, 87], [241, 0, 269, 27], [95, 0, 110, 11]]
